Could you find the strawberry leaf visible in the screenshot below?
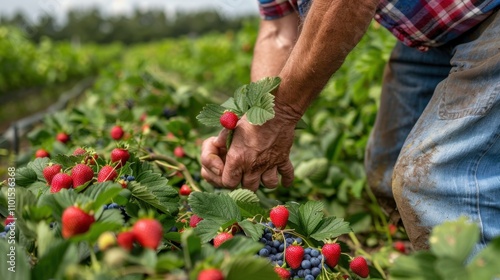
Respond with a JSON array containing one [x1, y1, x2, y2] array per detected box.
[[299, 201, 324, 236], [467, 237, 500, 279], [221, 97, 241, 114], [217, 235, 264, 256], [193, 219, 223, 243], [309, 217, 351, 241], [247, 76, 281, 101], [15, 167, 38, 187], [430, 217, 478, 263], [196, 104, 225, 127], [238, 220, 265, 241], [225, 255, 280, 280], [233, 84, 249, 113], [188, 192, 241, 224], [82, 182, 123, 212], [31, 241, 78, 280]]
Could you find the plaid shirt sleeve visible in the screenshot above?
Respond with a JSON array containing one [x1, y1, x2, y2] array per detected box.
[[257, 0, 299, 20], [375, 0, 500, 50]]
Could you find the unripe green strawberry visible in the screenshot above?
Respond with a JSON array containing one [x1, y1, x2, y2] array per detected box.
[[213, 232, 233, 248], [322, 243, 342, 268], [71, 163, 94, 187], [97, 165, 118, 182], [43, 164, 62, 185], [285, 244, 304, 269], [132, 218, 163, 250], [50, 173, 73, 193], [350, 256, 369, 278], [111, 148, 130, 168], [219, 111, 238, 130], [270, 205, 289, 229], [61, 206, 95, 238], [274, 267, 291, 280], [110, 125, 124, 140], [198, 268, 224, 280]]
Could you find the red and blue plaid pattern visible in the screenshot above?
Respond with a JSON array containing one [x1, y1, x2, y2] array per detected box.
[[257, 0, 500, 49]]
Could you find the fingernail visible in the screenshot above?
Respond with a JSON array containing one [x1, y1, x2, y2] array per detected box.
[[211, 167, 220, 176]]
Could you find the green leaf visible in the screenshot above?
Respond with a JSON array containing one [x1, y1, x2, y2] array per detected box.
[[295, 157, 329, 182], [71, 221, 122, 243], [156, 252, 184, 273], [193, 219, 222, 243], [225, 255, 279, 280], [429, 217, 478, 263], [221, 97, 239, 113], [247, 76, 281, 99], [97, 208, 124, 225], [196, 104, 225, 127], [435, 257, 468, 280], [218, 235, 263, 256], [238, 220, 265, 241], [32, 241, 79, 280], [188, 192, 241, 224], [389, 251, 440, 280], [467, 236, 500, 279], [233, 85, 249, 113], [180, 228, 202, 270], [37, 190, 78, 220], [15, 167, 38, 187], [51, 154, 82, 167], [228, 189, 259, 204], [26, 157, 50, 182], [299, 201, 324, 236], [0, 239, 31, 280], [36, 222, 57, 257], [245, 96, 275, 125], [310, 217, 351, 241], [82, 182, 123, 211], [229, 189, 267, 218]]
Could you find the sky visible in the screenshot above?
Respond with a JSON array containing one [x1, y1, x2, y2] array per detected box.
[[1, 0, 259, 23]]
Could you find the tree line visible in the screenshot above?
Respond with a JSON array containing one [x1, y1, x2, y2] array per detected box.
[[0, 8, 257, 44]]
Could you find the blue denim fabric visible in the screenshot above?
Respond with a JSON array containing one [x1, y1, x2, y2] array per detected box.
[[365, 9, 500, 256]]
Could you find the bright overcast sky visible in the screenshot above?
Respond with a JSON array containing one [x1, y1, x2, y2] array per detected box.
[[1, 0, 259, 22]]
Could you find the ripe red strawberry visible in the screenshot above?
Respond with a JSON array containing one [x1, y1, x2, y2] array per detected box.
[[56, 132, 70, 144], [179, 184, 191, 196], [322, 243, 342, 268], [43, 164, 62, 185], [110, 125, 124, 140], [61, 206, 95, 238], [35, 149, 50, 158], [173, 146, 185, 158], [4, 215, 15, 226], [350, 256, 369, 278], [394, 241, 406, 254], [132, 218, 163, 250], [117, 231, 135, 251], [285, 244, 304, 269], [73, 147, 87, 156], [198, 268, 224, 280], [219, 111, 239, 130], [388, 224, 397, 236], [50, 173, 73, 193], [274, 267, 291, 280], [111, 148, 130, 167], [71, 163, 94, 187], [270, 205, 289, 229], [189, 214, 203, 228], [213, 232, 233, 248], [97, 165, 118, 182]]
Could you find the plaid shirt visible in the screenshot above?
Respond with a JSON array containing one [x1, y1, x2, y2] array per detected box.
[[257, 0, 500, 50]]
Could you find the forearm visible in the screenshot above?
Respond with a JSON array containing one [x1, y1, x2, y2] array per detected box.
[[276, 0, 379, 117], [251, 14, 300, 81]]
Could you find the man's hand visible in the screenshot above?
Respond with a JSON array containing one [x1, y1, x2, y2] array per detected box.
[[201, 107, 298, 191]]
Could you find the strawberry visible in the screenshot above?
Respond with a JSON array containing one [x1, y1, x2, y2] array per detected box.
[[117, 231, 135, 251], [56, 132, 70, 144], [388, 224, 397, 236], [189, 214, 203, 228], [50, 173, 73, 193], [132, 218, 163, 250], [173, 146, 185, 158], [394, 241, 406, 254], [61, 206, 95, 238], [213, 232, 233, 248], [179, 184, 191, 196], [350, 256, 369, 278], [35, 149, 50, 158], [97, 165, 118, 182], [4, 215, 15, 226], [198, 268, 224, 280], [111, 148, 130, 167], [270, 205, 289, 229], [274, 267, 291, 280], [71, 163, 94, 187], [110, 125, 124, 140], [322, 243, 342, 268], [43, 164, 62, 185], [219, 111, 238, 130], [73, 147, 87, 156], [285, 244, 304, 269]]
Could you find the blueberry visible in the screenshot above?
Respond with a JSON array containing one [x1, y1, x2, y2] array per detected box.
[[126, 175, 135, 181], [258, 248, 270, 257], [276, 260, 283, 266], [295, 237, 303, 244], [310, 257, 320, 267], [304, 247, 312, 254], [310, 249, 320, 257], [0, 232, 6, 238], [305, 275, 315, 280], [311, 267, 321, 277], [272, 240, 281, 248], [279, 243, 285, 252], [301, 260, 312, 269], [297, 270, 305, 278], [4, 225, 11, 232]]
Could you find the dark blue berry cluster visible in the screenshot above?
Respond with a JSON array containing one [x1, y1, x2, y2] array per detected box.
[[0, 221, 14, 239], [257, 222, 324, 280], [120, 175, 135, 182]]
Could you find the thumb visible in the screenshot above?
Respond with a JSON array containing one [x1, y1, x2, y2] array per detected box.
[[213, 128, 230, 148]]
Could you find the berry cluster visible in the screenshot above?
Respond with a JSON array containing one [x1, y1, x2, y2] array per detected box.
[[104, 203, 130, 222], [1, 217, 15, 239]]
